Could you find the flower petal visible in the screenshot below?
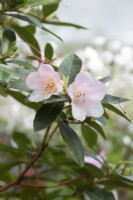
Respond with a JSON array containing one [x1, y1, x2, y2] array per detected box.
[[86, 81, 106, 101], [67, 83, 76, 101], [38, 64, 54, 77], [86, 101, 104, 118], [28, 90, 51, 102], [71, 102, 87, 121], [26, 72, 42, 89], [74, 72, 93, 87], [56, 81, 63, 93]]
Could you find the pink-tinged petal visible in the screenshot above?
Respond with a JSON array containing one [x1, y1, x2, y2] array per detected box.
[[71, 102, 86, 121], [26, 72, 42, 89], [67, 83, 76, 101], [52, 72, 62, 81], [84, 156, 102, 168], [56, 81, 63, 93], [28, 90, 51, 102], [74, 72, 93, 87], [86, 101, 104, 117], [38, 64, 54, 77], [86, 81, 106, 101]]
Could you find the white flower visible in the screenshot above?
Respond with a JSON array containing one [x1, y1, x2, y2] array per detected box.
[[67, 72, 106, 121], [26, 64, 63, 102]]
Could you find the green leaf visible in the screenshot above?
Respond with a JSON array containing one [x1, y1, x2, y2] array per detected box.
[[7, 90, 40, 110], [2, 27, 16, 53], [13, 132, 31, 150], [26, 0, 61, 6], [8, 13, 63, 41], [5, 0, 24, 9], [8, 13, 42, 27], [98, 76, 111, 83], [102, 94, 129, 104], [42, 26, 63, 41], [85, 163, 104, 178], [0, 63, 34, 78], [45, 43, 54, 60], [8, 79, 28, 91], [1, 71, 11, 83], [81, 124, 98, 148], [34, 102, 64, 132], [95, 190, 115, 200], [59, 122, 84, 167], [43, 95, 68, 104], [84, 190, 115, 200], [9, 59, 35, 69], [87, 120, 106, 140], [11, 24, 41, 57], [83, 192, 100, 200], [43, 3, 59, 18], [45, 21, 87, 29], [0, 143, 22, 157], [103, 103, 131, 122], [59, 54, 82, 85]]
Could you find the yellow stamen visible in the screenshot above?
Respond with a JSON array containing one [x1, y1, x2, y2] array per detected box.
[[44, 77, 57, 94], [74, 90, 86, 104]]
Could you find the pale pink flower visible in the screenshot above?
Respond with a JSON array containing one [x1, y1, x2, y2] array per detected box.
[[84, 156, 102, 168], [26, 64, 63, 102], [67, 72, 106, 121], [84, 151, 105, 168]]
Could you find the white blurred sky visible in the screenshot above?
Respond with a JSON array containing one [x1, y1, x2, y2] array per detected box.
[[57, 0, 133, 45]]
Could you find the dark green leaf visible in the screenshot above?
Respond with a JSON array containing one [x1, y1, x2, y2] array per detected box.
[[45, 43, 54, 60], [84, 190, 115, 200], [0, 143, 22, 157], [8, 13, 63, 41], [87, 120, 106, 140], [81, 124, 98, 148], [102, 94, 129, 104], [43, 95, 68, 104], [85, 163, 104, 178], [11, 24, 41, 57], [5, 0, 24, 9], [45, 21, 87, 29], [0, 161, 22, 176], [83, 192, 100, 200], [42, 26, 63, 41], [7, 13, 42, 27], [34, 102, 64, 132], [103, 103, 131, 122], [59, 122, 84, 167], [13, 132, 31, 150], [26, 0, 61, 7], [98, 76, 111, 83], [59, 54, 82, 84], [43, 3, 59, 17], [2, 27, 16, 53], [95, 190, 115, 200]]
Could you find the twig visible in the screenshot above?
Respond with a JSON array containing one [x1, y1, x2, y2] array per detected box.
[[0, 125, 58, 193], [20, 174, 90, 189]]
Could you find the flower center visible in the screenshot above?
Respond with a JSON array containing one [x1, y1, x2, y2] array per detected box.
[[44, 77, 58, 94], [74, 90, 86, 104]]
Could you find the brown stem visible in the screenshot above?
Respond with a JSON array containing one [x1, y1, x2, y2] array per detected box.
[[20, 174, 90, 189], [0, 125, 58, 193]]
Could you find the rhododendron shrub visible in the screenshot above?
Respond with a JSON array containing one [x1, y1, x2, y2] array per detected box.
[[0, 0, 132, 200]]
